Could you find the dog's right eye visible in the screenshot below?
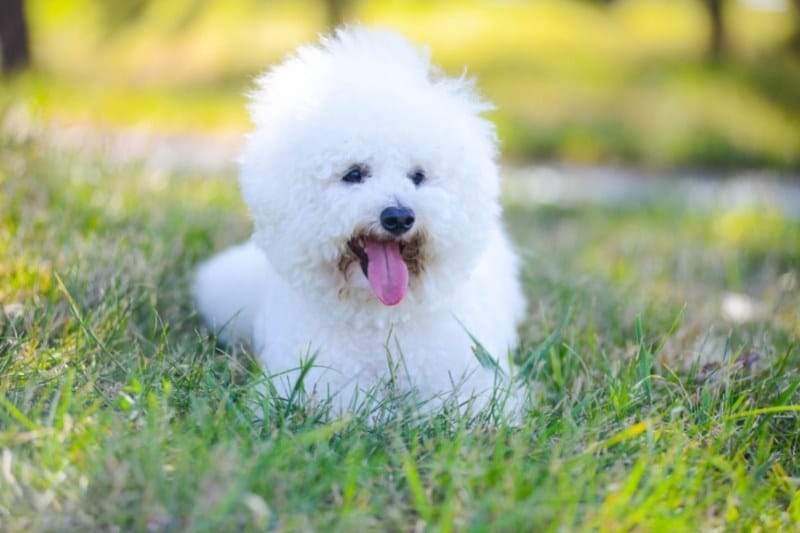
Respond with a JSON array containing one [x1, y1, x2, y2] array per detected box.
[[342, 166, 364, 184]]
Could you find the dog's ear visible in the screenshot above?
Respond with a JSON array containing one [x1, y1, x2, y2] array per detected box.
[[431, 71, 499, 159]]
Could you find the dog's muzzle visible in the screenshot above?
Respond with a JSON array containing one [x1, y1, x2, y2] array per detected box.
[[339, 227, 426, 306]]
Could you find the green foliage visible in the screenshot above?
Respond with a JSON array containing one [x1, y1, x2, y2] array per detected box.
[[6, 0, 800, 169], [1, 130, 799, 530]]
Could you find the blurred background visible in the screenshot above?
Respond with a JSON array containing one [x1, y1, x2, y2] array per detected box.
[[1, 0, 799, 172]]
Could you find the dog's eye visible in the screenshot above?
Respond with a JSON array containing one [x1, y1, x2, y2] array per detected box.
[[342, 166, 365, 184], [409, 169, 426, 186]]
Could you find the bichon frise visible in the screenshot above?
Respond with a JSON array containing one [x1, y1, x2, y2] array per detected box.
[[194, 27, 526, 412]]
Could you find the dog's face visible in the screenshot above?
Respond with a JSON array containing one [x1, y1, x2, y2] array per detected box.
[[240, 29, 501, 312]]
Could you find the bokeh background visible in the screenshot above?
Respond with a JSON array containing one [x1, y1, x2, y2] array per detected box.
[[2, 0, 799, 170]]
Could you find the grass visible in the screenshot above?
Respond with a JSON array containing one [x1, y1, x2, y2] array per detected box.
[[4, 0, 800, 169], [1, 123, 799, 530]]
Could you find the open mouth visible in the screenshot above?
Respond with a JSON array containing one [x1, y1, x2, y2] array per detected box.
[[344, 234, 424, 306]]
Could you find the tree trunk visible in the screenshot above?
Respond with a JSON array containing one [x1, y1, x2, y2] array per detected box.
[[0, 0, 30, 74], [705, 0, 726, 59], [790, 0, 800, 51], [325, 0, 348, 30]]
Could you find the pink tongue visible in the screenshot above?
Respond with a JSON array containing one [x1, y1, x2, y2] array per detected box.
[[364, 240, 408, 306]]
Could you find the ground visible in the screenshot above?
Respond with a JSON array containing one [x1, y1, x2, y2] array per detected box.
[[1, 123, 799, 530]]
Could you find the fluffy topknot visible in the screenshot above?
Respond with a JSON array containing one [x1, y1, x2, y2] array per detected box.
[[247, 26, 493, 132]]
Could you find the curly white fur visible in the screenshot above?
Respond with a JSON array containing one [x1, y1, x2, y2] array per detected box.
[[193, 27, 526, 411]]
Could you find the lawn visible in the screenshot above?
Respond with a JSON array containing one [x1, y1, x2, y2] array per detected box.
[[1, 125, 799, 529]]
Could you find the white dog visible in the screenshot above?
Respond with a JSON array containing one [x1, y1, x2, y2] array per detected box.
[[194, 27, 526, 412]]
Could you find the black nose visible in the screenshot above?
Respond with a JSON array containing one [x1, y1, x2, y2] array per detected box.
[[380, 206, 415, 236]]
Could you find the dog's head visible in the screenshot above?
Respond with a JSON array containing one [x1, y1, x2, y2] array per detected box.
[[240, 27, 501, 313]]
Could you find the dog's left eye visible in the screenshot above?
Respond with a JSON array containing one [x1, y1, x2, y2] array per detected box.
[[409, 169, 426, 186], [342, 166, 365, 184]]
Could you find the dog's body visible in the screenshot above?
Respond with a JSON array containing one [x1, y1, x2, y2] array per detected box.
[[194, 27, 525, 410]]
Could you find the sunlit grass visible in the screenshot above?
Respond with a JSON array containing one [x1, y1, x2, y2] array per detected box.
[[1, 125, 798, 529], [5, 72, 249, 133]]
